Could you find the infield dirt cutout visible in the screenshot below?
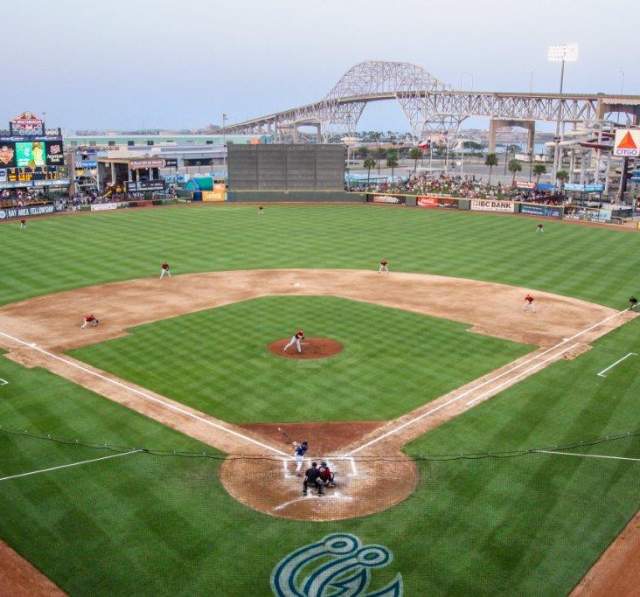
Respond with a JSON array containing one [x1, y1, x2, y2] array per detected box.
[[0, 269, 635, 526]]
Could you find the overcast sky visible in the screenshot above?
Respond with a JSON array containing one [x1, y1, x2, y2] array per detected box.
[[5, 0, 638, 132]]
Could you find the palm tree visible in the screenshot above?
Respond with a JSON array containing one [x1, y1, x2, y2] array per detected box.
[[375, 147, 386, 174], [363, 158, 376, 187], [485, 153, 498, 185], [508, 159, 522, 185], [556, 169, 569, 191], [386, 156, 399, 182], [409, 148, 423, 173], [533, 163, 547, 185]]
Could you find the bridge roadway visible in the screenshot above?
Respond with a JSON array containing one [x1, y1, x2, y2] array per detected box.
[[223, 90, 640, 135]]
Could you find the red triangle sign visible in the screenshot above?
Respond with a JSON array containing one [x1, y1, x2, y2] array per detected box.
[[618, 131, 637, 150]]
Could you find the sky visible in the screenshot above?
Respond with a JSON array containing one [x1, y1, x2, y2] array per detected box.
[[4, 0, 638, 132]]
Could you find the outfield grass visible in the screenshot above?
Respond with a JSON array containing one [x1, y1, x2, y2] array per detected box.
[[2, 318, 640, 595], [1, 205, 639, 308], [69, 296, 531, 423]]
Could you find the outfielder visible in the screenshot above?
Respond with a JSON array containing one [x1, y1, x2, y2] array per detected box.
[[160, 262, 171, 279], [293, 440, 308, 476], [283, 329, 304, 353]]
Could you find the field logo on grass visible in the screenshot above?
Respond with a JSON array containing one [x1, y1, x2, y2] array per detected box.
[[271, 533, 403, 596]]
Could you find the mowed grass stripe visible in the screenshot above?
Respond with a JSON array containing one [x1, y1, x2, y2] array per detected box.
[[70, 296, 532, 423], [0, 205, 639, 307]]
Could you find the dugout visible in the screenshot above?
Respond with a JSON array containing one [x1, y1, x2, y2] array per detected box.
[[227, 144, 358, 202]]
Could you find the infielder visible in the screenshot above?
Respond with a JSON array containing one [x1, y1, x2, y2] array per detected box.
[[524, 293, 535, 312], [81, 314, 99, 329], [378, 259, 389, 273], [283, 329, 304, 353], [160, 262, 171, 279], [293, 440, 308, 476]]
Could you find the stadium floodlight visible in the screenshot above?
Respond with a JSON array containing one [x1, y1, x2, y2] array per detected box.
[[547, 43, 579, 63], [548, 44, 579, 180]]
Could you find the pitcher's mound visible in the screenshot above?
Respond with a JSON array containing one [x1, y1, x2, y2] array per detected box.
[[268, 337, 343, 360]]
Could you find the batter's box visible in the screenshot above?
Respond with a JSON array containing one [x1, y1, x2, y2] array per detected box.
[[281, 456, 359, 480]]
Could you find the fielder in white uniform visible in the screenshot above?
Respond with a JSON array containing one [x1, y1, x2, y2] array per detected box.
[[160, 262, 171, 279], [378, 259, 389, 273], [283, 330, 304, 353]]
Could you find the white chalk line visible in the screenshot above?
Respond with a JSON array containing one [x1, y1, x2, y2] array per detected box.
[[0, 330, 288, 457], [273, 491, 353, 512], [0, 378, 8, 386], [281, 456, 358, 479], [597, 352, 637, 378], [535, 450, 640, 463], [0, 449, 142, 483], [347, 308, 629, 456]]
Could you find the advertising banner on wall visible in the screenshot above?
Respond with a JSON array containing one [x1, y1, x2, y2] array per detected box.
[[519, 204, 563, 218], [46, 140, 65, 166], [370, 194, 406, 204], [91, 202, 125, 211], [0, 204, 56, 220], [416, 195, 459, 209], [126, 180, 165, 192], [564, 182, 604, 193], [470, 198, 515, 213]]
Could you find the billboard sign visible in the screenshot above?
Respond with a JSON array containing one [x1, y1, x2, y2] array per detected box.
[[10, 111, 44, 136], [564, 182, 605, 193], [0, 204, 56, 220], [613, 129, 640, 158], [16, 141, 47, 167], [470, 198, 515, 213], [370, 194, 405, 204], [547, 43, 579, 62], [0, 169, 6, 183], [0, 143, 16, 168], [46, 140, 64, 166], [126, 180, 165, 192], [129, 159, 166, 169]]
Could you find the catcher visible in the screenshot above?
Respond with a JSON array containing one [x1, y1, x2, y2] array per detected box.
[[318, 461, 336, 488]]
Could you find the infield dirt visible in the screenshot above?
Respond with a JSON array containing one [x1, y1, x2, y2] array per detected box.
[[0, 269, 633, 523]]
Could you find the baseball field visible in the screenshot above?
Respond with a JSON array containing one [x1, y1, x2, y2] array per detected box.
[[1, 204, 640, 596]]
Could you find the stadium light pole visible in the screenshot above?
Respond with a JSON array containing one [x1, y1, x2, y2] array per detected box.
[[222, 113, 228, 177], [548, 43, 578, 183]]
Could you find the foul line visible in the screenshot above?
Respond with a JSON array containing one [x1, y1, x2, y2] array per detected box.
[[347, 308, 628, 456], [535, 450, 640, 463], [0, 378, 7, 386], [0, 330, 288, 457], [0, 449, 142, 483], [597, 352, 637, 378]]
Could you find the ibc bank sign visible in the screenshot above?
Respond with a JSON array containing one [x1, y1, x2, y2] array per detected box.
[[613, 129, 640, 158], [470, 199, 515, 213]]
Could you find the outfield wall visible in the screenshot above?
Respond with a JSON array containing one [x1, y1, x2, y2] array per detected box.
[[227, 190, 365, 203], [364, 193, 628, 224]]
